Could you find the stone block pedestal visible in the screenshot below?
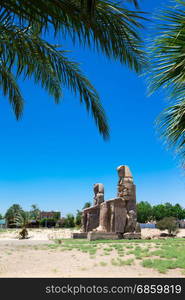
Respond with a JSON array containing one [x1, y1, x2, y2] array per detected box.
[[87, 232, 119, 241], [71, 232, 88, 239]]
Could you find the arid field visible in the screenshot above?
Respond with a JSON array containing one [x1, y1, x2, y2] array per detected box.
[[0, 228, 185, 278]]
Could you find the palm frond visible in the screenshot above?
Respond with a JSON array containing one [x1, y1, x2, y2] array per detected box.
[[81, 0, 140, 14], [0, 0, 146, 72], [0, 13, 62, 102], [148, 0, 185, 162], [148, 1, 185, 96], [0, 15, 109, 137], [157, 100, 185, 161], [0, 0, 145, 139], [0, 63, 23, 118]]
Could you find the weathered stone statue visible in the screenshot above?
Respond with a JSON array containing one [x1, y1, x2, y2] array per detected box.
[[73, 165, 141, 240], [117, 165, 136, 212], [81, 205, 100, 232], [81, 182, 104, 233], [125, 210, 137, 233], [93, 183, 104, 205]]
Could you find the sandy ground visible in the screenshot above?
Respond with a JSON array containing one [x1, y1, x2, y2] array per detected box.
[[0, 228, 78, 240], [0, 227, 185, 240], [0, 228, 185, 278]]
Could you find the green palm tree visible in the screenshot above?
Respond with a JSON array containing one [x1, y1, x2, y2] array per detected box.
[[5, 204, 24, 227], [148, 0, 185, 162], [0, 0, 146, 138], [30, 204, 40, 221], [17, 211, 31, 239], [5, 205, 30, 238]]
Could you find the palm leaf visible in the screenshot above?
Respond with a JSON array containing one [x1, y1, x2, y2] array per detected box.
[[148, 0, 185, 161], [0, 0, 146, 138], [0, 13, 109, 138], [157, 100, 185, 157], [0, 0, 146, 72], [0, 63, 23, 118]]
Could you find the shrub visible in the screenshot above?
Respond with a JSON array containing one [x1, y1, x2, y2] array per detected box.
[[137, 201, 153, 223], [63, 214, 75, 228], [75, 210, 82, 226], [39, 218, 56, 227], [156, 217, 178, 235]]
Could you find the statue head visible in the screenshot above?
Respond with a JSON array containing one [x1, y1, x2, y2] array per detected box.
[[93, 183, 104, 205], [117, 165, 133, 183], [93, 183, 104, 195], [117, 165, 133, 178]]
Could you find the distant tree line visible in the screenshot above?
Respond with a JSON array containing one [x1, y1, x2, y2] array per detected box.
[[0, 204, 61, 228], [137, 202, 185, 223], [3, 201, 183, 227], [0, 201, 92, 228]]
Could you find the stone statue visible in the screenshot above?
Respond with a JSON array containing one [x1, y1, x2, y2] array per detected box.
[[93, 183, 104, 205], [117, 165, 136, 212], [81, 211, 87, 232], [76, 165, 141, 240], [94, 201, 109, 232], [125, 210, 137, 233], [117, 165, 134, 196]]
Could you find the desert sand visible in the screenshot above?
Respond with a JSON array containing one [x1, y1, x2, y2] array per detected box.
[[0, 227, 185, 241], [0, 228, 185, 278]]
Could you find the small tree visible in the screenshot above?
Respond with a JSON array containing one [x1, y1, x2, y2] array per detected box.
[[29, 204, 41, 221], [53, 212, 61, 220], [75, 210, 82, 227], [18, 211, 31, 239], [156, 217, 178, 236], [5, 204, 24, 227], [75, 202, 92, 227], [39, 218, 56, 227], [152, 204, 167, 221], [64, 214, 75, 228], [137, 201, 153, 223]]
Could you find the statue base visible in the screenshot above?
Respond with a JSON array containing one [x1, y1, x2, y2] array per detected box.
[[71, 232, 88, 239], [87, 231, 120, 241], [72, 231, 141, 240]]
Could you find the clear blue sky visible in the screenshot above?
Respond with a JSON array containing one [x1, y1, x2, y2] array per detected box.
[[0, 0, 184, 216]]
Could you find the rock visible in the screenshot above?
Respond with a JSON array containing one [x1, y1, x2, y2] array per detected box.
[[123, 232, 141, 239], [160, 232, 169, 237], [135, 222, 141, 233]]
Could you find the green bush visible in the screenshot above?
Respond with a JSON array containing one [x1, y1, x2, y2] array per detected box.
[[156, 217, 178, 235], [75, 210, 82, 226], [39, 218, 56, 227], [63, 214, 75, 228], [137, 201, 153, 223]]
